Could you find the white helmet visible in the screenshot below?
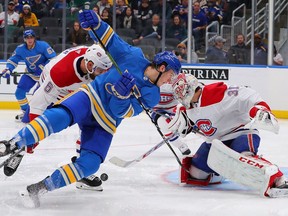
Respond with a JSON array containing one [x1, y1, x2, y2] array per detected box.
[[172, 73, 200, 108], [84, 44, 112, 74]]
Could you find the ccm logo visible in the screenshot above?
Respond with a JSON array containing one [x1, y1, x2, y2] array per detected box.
[[239, 157, 264, 169]]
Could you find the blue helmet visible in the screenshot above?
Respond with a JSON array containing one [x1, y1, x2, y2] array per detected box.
[[153, 51, 181, 75], [23, 29, 36, 38]]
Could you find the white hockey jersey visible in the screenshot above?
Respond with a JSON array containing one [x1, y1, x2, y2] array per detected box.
[[187, 82, 264, 142], [29, 46, 92, 115]]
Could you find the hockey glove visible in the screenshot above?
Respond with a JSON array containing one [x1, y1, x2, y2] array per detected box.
[[79, 10, 101, 29], [112, 72, 136, 99], [244, 105, 279, 134], [168, 104, 194, 138], [1, 68, 11, 78]]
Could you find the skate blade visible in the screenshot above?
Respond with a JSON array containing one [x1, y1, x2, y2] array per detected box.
[[19, 190, 40, 208], [76, 182, 103, 191]]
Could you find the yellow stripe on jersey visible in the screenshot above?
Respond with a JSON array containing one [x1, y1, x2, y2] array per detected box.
[[123, 104, 134, 118], [58, 163, 81, 185], [18, 98, 28, 106], [81, 85, 116, 134], [62, 164, 77, 183], [28, 119, 46, 140], [101, 26, 114, 46]]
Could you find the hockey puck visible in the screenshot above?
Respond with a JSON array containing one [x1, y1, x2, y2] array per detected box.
[[100, 173, 108, 181]]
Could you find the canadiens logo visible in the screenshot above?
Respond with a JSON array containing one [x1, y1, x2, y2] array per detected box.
[[160, 93, 174, 105], [196, 119, 217, 136]]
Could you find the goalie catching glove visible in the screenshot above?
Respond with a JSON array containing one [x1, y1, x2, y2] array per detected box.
[[244, 105, 279, 134], [167, 104, 195, 138]]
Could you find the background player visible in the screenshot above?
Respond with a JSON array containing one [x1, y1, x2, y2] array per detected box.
[[4, 44, 112, 191], [0, 9, 181, 208], [0, 29, 56, 121], [168, 73, 287, 197]]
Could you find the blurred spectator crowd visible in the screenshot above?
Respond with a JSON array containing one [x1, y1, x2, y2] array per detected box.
[[0, 0, 282, 65]]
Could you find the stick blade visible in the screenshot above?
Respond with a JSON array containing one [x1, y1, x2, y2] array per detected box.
[[109, 156, 135, 167]]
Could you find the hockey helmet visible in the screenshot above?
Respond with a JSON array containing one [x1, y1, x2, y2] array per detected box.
[[23, 29, 36, 38], [84, 44, 112, 74], [172, 73, 200, 108], [153, 51, 181, 75]]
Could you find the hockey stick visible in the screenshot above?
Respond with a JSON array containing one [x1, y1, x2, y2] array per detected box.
[[87, 24, 187, 171], [0, 146, 25, 169], [109, 139, 166, 167]]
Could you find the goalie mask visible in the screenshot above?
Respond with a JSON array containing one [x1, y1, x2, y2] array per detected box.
[[172, 73, 200, 108], [84, 44, 112, 74]]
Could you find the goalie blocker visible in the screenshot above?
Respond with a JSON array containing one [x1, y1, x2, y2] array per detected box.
[[180, 139, 288, 197]]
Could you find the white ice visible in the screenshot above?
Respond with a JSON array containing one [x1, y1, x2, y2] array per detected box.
[[0, 110, 288, 216]]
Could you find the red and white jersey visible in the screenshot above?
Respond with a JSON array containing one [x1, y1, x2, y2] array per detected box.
[[153, 83, 178, 114], [30, 46, 92, 115], [187, 82, 264, 142]]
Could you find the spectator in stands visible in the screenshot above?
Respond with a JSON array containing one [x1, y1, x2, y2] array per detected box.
[[66, 21, 88, 47], [115, 0, 128, 28], [0, 1, 19, 32], [132, 13, 162, 45], [18, 4, 39, 28], [52, 0, 67, 9], [273, 46, 283, 66], [31, 0, 49, 20], [118, 6, 140, 36], [151, 0, 173, 22], [97, 0, 111, 15], [100, 7, 112, 27], [174, 42, 199, 63], [92, 5, 100, 15], [201, 0, 223, 26], [192, 1, 207, 52], [205, 35, 228, 64], [108, 0, 129, 5], [222, 0, 242, 25], [13, 0, 23, 14], [254, 33, 267, 65], [135, 0, 153, 27], [172, 0, 189, 26], [227, 33, 250, 64], [166, 14, 187, 41]]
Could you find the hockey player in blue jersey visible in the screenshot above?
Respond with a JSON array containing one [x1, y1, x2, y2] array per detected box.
[[0, 9, 181, 208], [0, 29, 56, 121]]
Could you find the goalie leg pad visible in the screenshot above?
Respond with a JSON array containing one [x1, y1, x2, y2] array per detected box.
[[180, 157, 223, 186], [208, 139, 282, 197]]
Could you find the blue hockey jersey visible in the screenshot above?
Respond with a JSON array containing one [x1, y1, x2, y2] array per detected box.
[[6, 40, 56, 76], [76, 21, 161, 134]]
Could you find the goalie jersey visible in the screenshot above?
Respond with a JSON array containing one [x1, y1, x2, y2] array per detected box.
[[186, 82, 264, 142]]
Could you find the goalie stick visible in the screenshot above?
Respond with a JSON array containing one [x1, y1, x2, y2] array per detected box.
[[109, 139, 166, 167], [0, 146, 25, 169]]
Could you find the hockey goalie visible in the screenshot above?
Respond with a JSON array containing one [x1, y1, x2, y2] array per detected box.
[[168, 73, 288, 198]]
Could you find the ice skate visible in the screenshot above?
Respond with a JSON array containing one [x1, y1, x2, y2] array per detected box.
[[19, 179, 48, 208], [76, 174, 103, 191], [4, 151, 25, 176], [15, 112, 24, 122]]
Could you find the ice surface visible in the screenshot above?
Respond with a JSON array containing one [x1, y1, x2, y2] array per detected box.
[[0, 110, 288, 216]]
